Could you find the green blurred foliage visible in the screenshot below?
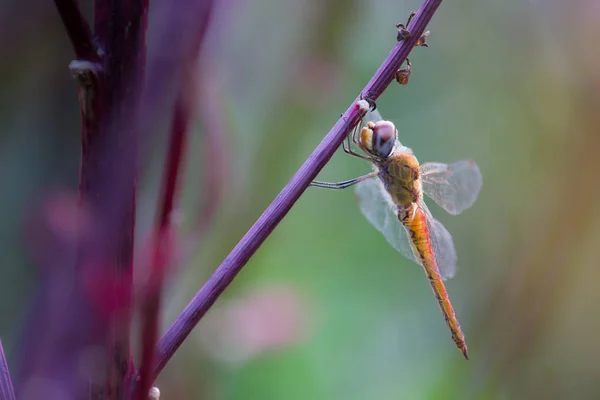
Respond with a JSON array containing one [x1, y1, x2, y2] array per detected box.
[[2, 0, 600, 398]]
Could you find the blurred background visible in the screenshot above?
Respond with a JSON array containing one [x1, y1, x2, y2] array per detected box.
[[2, 0, 600, 398]]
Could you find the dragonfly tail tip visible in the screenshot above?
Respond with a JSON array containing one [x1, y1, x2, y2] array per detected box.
[[461, 346, 469, 360]]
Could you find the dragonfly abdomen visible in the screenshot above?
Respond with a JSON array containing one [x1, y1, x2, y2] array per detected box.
[[399, 205, 469, 359]]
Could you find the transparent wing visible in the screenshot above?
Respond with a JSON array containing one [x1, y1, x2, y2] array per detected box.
[[420, 160, 483, 215], [355, 178, 418, 265], [355, 178, 457, 280], [418, 200, 457, 280], [365, 108, 383, 123]]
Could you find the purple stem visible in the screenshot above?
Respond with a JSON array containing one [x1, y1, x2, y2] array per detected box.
[[0, 340, 16, 400], [133, 93, 186, 400], [132, 0, 216, 395], [153, 0, 444, 381], [186, 61, 229, 255], [54, 0, 99, 61]]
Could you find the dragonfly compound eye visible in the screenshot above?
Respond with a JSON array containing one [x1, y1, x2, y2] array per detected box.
[[372, 121, 396, 158]]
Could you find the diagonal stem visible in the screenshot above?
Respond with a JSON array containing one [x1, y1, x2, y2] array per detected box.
[[0, 340, 16, 400], [152, 0, 445, 381]]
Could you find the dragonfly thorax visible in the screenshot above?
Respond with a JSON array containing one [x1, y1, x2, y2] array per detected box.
[[377, 152, 422, 209]]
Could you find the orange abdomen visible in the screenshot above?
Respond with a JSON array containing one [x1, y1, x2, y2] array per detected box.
[[400, 205, 469, 359]]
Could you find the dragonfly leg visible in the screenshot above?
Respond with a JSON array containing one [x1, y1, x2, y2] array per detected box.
[[310, 172, 377, 190], [351, 117, 364, 147], [343, 132, 371, 161], [339, 113, 371, 160]]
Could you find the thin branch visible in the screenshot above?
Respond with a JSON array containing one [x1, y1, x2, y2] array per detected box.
[[152, 0, 445, 380], [0, 340, 16, 400], [133, 1, 215, 396], [22, 0, 149, 398], [133, 80, 192, 400], [54, 0, 100, 61], [178, 58, 229, 264], [193, 63, 229, 242]]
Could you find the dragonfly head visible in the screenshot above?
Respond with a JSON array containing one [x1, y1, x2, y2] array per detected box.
[[360, 120, 397, 159]]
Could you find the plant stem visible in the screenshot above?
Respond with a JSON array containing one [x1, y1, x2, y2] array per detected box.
[[133, 81, 190, 400], [87, 0, 148, 396], [152, 0, 445, 380], [0, 340, 15, 400], [54, 0, 99, 61], [46, 0, 148, 398], [132, 1, 215, 396]]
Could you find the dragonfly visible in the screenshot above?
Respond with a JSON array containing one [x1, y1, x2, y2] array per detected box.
[[311, 108, 482, 359]]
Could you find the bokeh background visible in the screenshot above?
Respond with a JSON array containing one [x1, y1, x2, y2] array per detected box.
[[2, 0, 600, 398]]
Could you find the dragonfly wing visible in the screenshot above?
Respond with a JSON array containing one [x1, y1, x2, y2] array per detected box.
[[355, 177, 418, 265], [418, 200, 457, 280], [420, 160, 482, 215], [365, 108, 383, 123]]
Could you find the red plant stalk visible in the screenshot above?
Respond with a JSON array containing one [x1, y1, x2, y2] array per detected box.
[[133, 83, 191, 400], [151, 0, 445, 380], [83, 0, 148, 397], [54, 0, 100, 62], [170, 60, 230, 270], [133, 2, 215, 397], [21, 0, 215, 397], [192, 63, 229, 245], [21, 0, 150, 398]]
